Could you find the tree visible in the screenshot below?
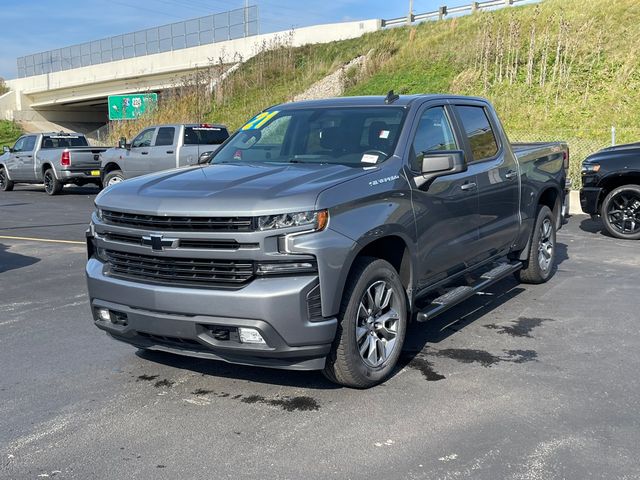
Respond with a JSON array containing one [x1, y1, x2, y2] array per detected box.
[[0, 77, 8, 96]]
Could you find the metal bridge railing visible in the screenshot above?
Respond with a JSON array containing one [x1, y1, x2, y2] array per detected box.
[[383, 0, 529, 27], [16, 6, 258, 78]]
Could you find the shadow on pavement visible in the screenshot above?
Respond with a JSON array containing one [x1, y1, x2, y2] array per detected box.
[[398, 276, 526, 367], [12, 185, 100, 195], [0, 242, 40, 273], [579, 216, 607, 236], [135, 349, 341, 390]]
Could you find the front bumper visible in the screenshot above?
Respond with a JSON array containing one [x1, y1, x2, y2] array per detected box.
[[580, 187, 602, 215], [86, 258, 337, 370]]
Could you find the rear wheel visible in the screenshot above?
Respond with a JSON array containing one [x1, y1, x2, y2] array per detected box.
[[323, 257, 407, 388], [103, 170, 124, 188], [600, 184, 640, 240], [0, 167, 14, 192], [43, 169, 63, 195], [515, 205, 556, 284]]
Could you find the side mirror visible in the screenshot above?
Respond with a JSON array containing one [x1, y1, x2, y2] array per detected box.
[[118, 137, 130, 150], [198, 151, 214, 164], [419, 150, 467, 180], [2, 146, 10, 154]]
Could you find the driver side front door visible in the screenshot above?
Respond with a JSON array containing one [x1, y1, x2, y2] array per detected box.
[[123, 128, 156, 178], [407, 104, 482, 290]]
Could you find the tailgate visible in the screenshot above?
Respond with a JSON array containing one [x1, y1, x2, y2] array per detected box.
[[68, 149, 107, 170]]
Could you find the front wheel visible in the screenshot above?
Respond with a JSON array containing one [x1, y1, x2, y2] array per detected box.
[[43, 169, 63, 195], [323, 257, 407, 388], [515, 205, 556, 284], [103, 170, 124, 188], [0, 167, 14, 192], [600, 184, 640, 240]]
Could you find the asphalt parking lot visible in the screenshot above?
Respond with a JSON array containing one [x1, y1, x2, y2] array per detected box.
[[1, 185, 640, 480]]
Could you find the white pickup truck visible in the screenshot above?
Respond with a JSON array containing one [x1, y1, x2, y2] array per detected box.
[[0, 132, 106, 195], [100, 123, 229, 186]]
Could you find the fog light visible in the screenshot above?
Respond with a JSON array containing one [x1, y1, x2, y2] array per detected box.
[[97, 308, 111, 322], [238, 327, 266, 345]]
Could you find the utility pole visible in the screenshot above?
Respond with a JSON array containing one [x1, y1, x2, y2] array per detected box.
[[407, 0, 413, 25]]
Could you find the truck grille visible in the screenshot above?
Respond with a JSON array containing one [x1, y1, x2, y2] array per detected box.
[[104, 250, 254, 287], [102, 210, 254, 231], [102, 232, 257, 250]]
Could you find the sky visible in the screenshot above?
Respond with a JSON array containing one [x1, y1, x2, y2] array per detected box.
[[0, 0, 480, 79]]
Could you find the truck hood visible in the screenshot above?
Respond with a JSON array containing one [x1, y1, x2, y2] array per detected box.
[[96, 162, 373, 216]]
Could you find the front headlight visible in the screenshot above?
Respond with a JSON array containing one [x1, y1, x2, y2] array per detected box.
[[581, 163, 600, 174], [95, 207, 103, 221], [257, 209, 328, 231]]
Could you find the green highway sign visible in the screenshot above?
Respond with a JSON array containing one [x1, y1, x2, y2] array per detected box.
[[108, 93, 158, 120]]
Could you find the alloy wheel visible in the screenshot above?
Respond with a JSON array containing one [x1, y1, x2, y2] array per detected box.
[[538, 218, 554, 272], [607, 190, 640, 235], [44, 171, 54, 194], [356, 280, 400, 368]]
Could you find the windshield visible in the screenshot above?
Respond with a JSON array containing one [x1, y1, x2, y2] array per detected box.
[[212, 107, 406, 166], [41, 135, 88, 148]]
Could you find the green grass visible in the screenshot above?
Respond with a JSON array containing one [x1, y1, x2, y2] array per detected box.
[[0, 120, 22, 147], [132, 0, 639, 186]]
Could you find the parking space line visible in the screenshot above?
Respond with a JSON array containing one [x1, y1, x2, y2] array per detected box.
[[0, 235, 84, 245]]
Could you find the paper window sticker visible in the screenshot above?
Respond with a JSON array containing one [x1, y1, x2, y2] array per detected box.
[[361, 154, 379, 164]]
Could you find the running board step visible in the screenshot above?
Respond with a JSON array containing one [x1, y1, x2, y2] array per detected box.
[[416, 262, 522, 322]]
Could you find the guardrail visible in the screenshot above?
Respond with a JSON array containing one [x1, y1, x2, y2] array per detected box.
[[383, 0, 529, 27]]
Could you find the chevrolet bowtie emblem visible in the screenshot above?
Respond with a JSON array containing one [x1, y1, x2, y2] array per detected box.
[[141, 234, 178, 251]]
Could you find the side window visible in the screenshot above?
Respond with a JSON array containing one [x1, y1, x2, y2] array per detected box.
[[456, 106, 499, 162], [131, 128, 155, 148], [411, 107, 457, 170], [154, 127, 175, 147], [22, 136, 37, 151], [13, 137, 26, 152]]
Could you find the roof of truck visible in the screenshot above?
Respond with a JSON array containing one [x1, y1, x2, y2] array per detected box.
[[272, 94, 491, 110]]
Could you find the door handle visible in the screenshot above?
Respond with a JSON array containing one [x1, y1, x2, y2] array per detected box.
[[505, 170, 517, 180], [460, 182, 477, 191], [141, 151, 149, 155], [166, 150, 174, 154]]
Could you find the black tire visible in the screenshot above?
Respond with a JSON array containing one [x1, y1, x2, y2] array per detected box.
[[0, 167, 14, 192], [600, 184, 640, 240], [43, 168, 63, 195], [103, 170, 124, 188], [323, 257, 407, 388], [515, 205, 556, 284]]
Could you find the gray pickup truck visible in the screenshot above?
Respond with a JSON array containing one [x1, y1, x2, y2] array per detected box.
[[100, 123, 229, 186], [0, 132, 106, 195], [86, 94, 569, 388]]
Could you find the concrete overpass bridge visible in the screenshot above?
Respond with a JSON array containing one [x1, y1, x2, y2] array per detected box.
[[0, 16, 380, 134]]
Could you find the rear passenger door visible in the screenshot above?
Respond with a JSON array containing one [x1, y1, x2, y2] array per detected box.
[[452, 103, 519, 260], [123, 128, 156, 178], [147, 126, 177, 173], [408, 104, 481, 287]]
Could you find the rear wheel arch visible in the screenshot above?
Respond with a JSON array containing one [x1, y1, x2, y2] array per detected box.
[[537, 186, 561, 222], [41, 163, 56, 178]]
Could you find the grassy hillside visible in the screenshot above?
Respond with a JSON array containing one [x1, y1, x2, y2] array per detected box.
[[112, 0, 640, 185], [0, 120, 22, 147]]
